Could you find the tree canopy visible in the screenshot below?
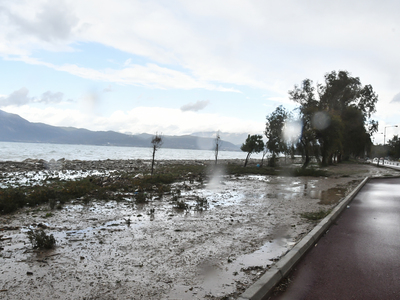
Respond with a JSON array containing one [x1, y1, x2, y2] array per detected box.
[[387, 135, 400, 160], [288, 70, 378, 167], [265, 106, 289, 166], [241, 134, 264, 167]]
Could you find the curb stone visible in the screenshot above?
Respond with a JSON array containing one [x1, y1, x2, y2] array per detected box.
[[239, 176, 370, 300]]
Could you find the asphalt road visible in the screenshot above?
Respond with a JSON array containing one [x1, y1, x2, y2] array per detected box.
[[269, 177, 400, 300]]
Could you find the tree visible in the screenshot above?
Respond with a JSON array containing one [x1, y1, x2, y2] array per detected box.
[[315, 112, 343, 165], [341, 107, 371, 160], [289, 79, 319, 169], [388, 135, 400, 160], [150, 133, 163, 176], [317, 71, 378, 162], [265, 106, 289, 167], [289, 70, 379, 167], [214, 131, 221, 165], [241, 134, 264, 167]]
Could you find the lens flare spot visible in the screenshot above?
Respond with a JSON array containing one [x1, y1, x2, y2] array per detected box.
[[312, 111, 330, 130], [283, 120, 302, 143]]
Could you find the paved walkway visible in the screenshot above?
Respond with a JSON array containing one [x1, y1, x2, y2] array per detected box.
[[269, 177, 400, 300]]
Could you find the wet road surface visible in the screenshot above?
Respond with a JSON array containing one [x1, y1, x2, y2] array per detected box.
[[269, 177, 400, 300]]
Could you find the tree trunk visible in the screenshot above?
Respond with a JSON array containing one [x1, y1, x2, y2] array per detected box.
[[260, 153, 266, 167], [301, 140, 310, 169], [151, 145, 156, 175], [328, 153, 333, 165], [215, 143, 219, 165], [291, 144, 295, 160], [244, 152, 251, 167], [269, 153, 276, 167]]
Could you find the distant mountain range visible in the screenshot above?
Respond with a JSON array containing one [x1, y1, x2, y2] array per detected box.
[[190, 131, 250, 146], [0, 110, 240, 151]]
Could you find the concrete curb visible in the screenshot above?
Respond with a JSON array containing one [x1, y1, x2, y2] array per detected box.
[[238, 176, 370, 300]]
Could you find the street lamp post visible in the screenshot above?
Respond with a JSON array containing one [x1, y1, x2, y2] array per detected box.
[[384, 125, 398, 146], [383, 125, 398, 166]]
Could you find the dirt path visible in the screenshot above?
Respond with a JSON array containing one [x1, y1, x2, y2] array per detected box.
[[0, 162, 398, 299]]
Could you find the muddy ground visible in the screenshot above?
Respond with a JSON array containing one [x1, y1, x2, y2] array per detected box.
[[0, 161, 399, 300]]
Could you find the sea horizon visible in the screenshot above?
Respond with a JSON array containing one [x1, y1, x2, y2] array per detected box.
[[0, 141, 261, 162]]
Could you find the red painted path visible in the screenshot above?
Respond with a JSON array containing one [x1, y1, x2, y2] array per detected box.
[[269, 177, 400, 300]]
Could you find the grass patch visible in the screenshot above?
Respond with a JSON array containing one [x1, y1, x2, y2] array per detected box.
[[300, 209, 331, 221], [43, 212, 53, 218]]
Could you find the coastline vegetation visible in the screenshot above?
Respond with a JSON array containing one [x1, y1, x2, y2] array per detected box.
[[0, 161, 330, 215]]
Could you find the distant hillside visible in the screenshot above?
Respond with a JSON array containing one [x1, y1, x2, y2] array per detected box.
[[190, 131, 250, 146], [0, 110, 240, 151]]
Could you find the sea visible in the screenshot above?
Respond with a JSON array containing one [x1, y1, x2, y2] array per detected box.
[[0, 141, 262, 162]]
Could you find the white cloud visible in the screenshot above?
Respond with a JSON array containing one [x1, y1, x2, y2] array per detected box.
[[5, 55, 242, 92], [0, 87, 32, 106], [3, 0, 400, 94], [2, 105, 264, 136], [1, 0, 400, 138], [40, 91, 65, 104], [181, 100, 210, 112], [0, 88, 68, 106], [391, 93, 400, 103], [3, 1, 79, 42]]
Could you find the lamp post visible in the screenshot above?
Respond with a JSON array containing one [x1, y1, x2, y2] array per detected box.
[[383, 125, 398, 166], [384, 125, 398, 146]]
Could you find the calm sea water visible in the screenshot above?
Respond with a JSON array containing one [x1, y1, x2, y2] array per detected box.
[[0, 141, 260, 162]]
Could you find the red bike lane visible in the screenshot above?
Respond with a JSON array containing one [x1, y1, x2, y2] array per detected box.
[[269, 177, 400, 300]]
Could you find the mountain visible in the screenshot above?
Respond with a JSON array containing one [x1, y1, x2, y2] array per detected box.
[[0, 110, 240, 151], [190, 131, 251, 146]]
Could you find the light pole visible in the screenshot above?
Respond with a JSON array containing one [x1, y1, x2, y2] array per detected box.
[[384, 125, 398, 146], [382, 125, 398, 165]]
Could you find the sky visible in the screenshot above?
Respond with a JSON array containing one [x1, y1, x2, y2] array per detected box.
[[0, 0, 400, 144]]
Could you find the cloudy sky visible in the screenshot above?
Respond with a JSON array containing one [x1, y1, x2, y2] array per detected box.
[[1, 0, 399, 144]]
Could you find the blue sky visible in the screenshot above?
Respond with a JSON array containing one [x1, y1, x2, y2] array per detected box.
[[1, 0, 400, 144]]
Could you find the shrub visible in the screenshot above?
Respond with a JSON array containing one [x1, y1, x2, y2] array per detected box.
[[0, 189, 26, 214], [27, 229, 56, 249], [174, 199, 188, 210], [194, 196, 208, 211], [135, 192, 148, 203]]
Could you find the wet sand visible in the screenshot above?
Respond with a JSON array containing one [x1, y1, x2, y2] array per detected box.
[[0, 161, 398, 299]]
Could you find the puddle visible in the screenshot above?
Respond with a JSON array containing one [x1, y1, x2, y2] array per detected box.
[[165, 236, 294, 299], [309, 187, 346, 204]]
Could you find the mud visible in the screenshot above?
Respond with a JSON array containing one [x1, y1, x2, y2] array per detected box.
[[0, 162, 398, 299]]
